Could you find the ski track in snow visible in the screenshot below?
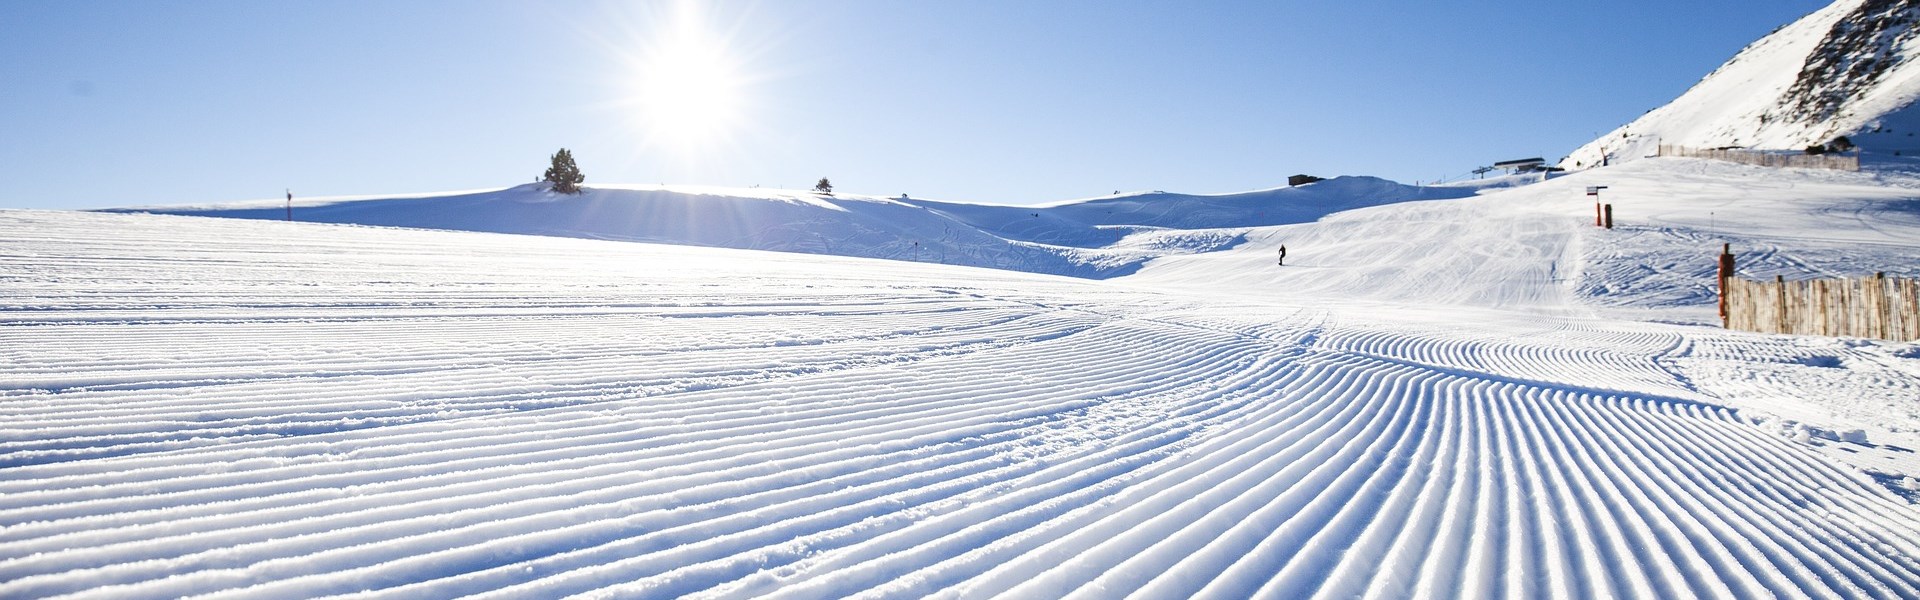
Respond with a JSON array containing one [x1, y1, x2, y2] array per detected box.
[[5, 209, 1920, 599]]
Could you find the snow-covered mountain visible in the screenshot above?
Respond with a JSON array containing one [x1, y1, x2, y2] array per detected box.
[[110, 177, 1475, 279], [1565, 0, 1920, 168]]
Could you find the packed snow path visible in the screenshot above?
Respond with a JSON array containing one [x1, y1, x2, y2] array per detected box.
[[4, 210, 1920, 598]]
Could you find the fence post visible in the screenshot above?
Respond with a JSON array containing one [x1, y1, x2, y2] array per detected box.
[[1775, 275, 1788, 334], [1735, 278, 1748, 332], [1817, 279, 1830, 336], [1845, 279, 1855, 335], [1905, 278, 1918, 341], [1604, 204, 1613, 229], [1905, 278, 1919, 341], [1717, 244, 1734, 325], [1875, 272, 1889, 340]]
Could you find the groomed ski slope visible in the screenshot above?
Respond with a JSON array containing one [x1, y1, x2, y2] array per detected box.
[[6, 194, 1920, 598]]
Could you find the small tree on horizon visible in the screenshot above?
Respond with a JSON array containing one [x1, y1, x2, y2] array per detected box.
[[543, 148, 586, 194], [814, 177, 833, 194]]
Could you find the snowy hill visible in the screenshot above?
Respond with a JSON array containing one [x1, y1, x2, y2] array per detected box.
[[1565, 0, 1920, 168], [93, 159, 1920, 461], [109, 178, 1474, 279], [12, 150, 1920, 597], [7, 204, 1920, 598], [1133, 158, 1920, 316]]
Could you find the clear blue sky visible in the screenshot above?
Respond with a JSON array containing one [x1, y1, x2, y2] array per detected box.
[[2, 1, 1829, 209]]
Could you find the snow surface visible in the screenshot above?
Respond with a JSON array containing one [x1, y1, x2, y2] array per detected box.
[[9, 152, 1920, 597]]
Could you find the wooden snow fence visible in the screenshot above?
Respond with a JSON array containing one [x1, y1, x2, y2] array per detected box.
[[1658, 144, 1860, 172], [1722, 272, 1920, 342]]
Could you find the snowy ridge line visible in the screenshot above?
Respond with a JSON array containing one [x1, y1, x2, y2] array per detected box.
[[6, 209, 1920, 598]]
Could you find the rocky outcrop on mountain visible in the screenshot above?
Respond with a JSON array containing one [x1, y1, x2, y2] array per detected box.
[[1564, 0, 1920, 169], [1777, 0, 1920, 131]]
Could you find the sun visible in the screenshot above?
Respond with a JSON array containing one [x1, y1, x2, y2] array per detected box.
[[627, 4, 748, 157]]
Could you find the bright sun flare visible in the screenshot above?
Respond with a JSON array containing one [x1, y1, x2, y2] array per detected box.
[[632, 7, 745, 155]]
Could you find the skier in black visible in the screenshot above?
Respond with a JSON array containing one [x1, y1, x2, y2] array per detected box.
[[1277, 245, 1287, 266]]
